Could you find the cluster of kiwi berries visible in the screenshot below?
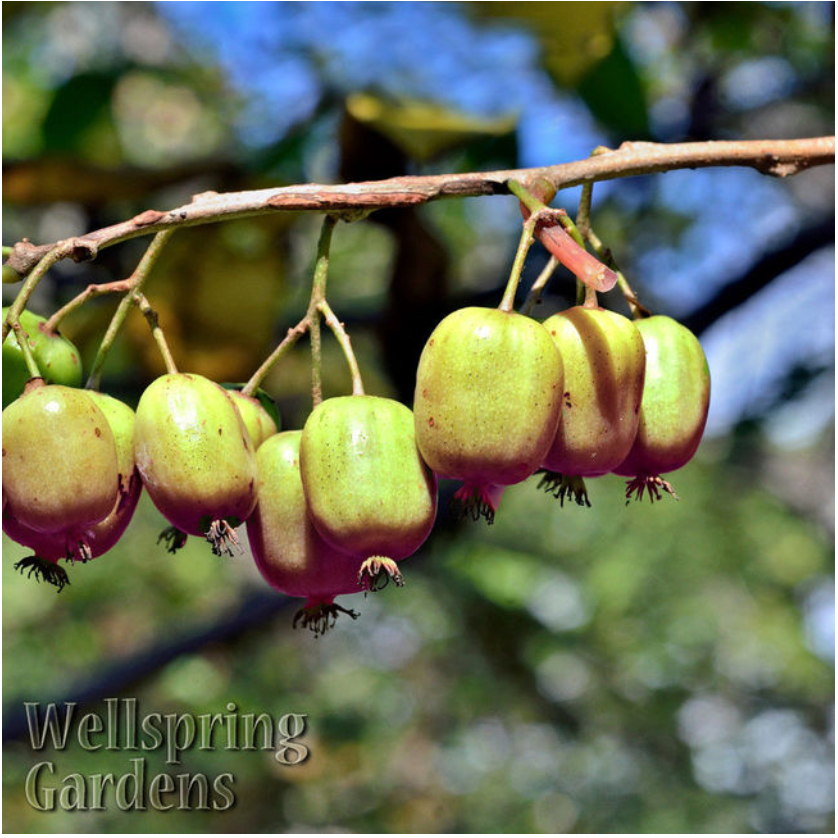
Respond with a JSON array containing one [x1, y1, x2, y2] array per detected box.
[[2, 240, 709, 637]]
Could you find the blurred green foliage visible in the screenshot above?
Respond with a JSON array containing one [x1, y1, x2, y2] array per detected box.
[[2, 1, 834, 833]]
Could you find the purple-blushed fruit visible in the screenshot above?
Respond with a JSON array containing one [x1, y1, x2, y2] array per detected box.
[[413, 306, 562, 523], [539, 306, 646, 506], [300, 395, 437, 590], [2, 382, 119, 585], [4, 391, 143, 589], [133, 373, 258, 556], [228, 390, 278, 449], [2, 306, 83, 408], [3, 510, 71, 590], [248, 431, 361, 635], [613, 316, 710, 502]]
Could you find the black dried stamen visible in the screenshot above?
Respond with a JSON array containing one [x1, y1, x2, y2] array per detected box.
[[157, 526, 189, 554], [14, 555, 70, 592], [292, 602, 360, 637], [452, 489, 495, 525], [536, 469, 591, 507]]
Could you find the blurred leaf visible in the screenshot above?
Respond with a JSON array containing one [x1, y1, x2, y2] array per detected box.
[[42, 70, 120, 156], [123, 218, 292, 384], [577, 36, 650, 137], [474, 1, 627, 85], [346, 92, 517, 162]]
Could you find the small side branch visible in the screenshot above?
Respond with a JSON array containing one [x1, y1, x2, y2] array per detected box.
[[84, 230, 174, 390], [241, 215, 338, 399], [241, 318, 309, 397], [44, 278, 133, 334], [318, 300, 365, 396]]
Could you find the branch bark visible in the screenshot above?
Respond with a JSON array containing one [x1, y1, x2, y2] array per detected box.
[[5, 137, 834, 277]]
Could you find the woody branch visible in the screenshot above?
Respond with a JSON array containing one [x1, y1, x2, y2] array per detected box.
[[5, 137, 833, 280]]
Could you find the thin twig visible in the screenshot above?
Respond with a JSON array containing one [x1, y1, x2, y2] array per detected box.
[[241, 319, 308, 397], [84, 230, 174, 390], [5, 138, 833, 277], [521, 256, 559, 316], [44, 278, 133, 333], [241, 215, 338, 399]]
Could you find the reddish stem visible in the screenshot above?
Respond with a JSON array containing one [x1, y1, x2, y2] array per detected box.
[[534, 223, 618, 293]]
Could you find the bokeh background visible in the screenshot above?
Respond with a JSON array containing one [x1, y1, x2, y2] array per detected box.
[[2, 1, 834, 832]]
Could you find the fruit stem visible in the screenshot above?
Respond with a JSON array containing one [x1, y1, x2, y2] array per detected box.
[[135, 293, 178, 374], [85, 230, 175, 390], [10, 320, 42, 379], [309, 215, 337, 408], [499, 212, 540, 312], [14, 555, 70, 593], [318, 299, 365, 395], [521, 256, 559, 315], [575, 179, 649, 320]]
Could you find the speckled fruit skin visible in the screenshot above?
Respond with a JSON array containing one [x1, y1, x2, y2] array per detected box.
[[541, 306, 646, 477], [248, 431, 361, 601], [3, 393, 141, 561], [614, 316, 710, 478], [300, 395, 437, 562], [133, 373, 257, 537], [2, 307, 82, 408], [228, 390, 278, 449], [2, 384, 119, 535], [413, 307, 563, 486]]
